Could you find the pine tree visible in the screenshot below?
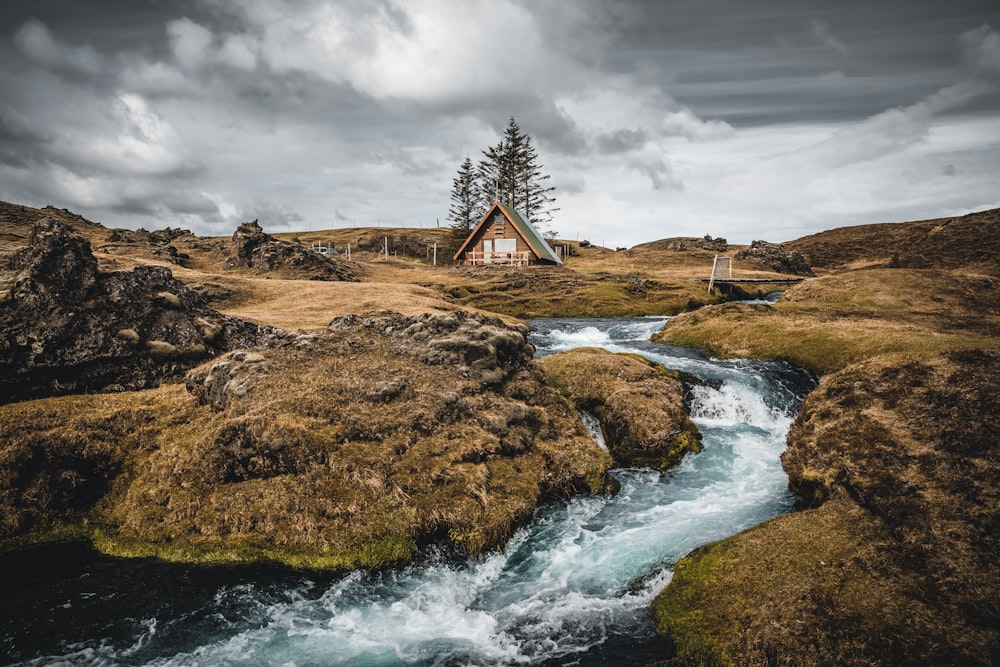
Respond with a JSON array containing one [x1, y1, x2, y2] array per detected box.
[[447, 155, 481, 250], [521, 134, 558, 234], [477, 117, 557, 234]]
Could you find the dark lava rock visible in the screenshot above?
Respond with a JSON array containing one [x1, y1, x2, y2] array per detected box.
[[104, 227, 192, 266], [224, 220, 357, 281], [694, 234, 728, 252], [736, 240, 814, 276], [0, 219, 269, 404]]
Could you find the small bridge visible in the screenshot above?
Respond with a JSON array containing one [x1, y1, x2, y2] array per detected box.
[[703, 256, 805, 293]]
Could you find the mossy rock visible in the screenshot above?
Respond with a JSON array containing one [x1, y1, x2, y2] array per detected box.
[[539, 347, 702, 470], [0, 312, 614, 571]]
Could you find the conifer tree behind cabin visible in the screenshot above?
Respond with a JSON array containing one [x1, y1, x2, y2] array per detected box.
[[448, 117, 558, 243]]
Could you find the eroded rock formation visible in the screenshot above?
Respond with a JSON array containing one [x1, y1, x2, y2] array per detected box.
[[735, 240, 814, 275], [0, 219, 266, 404], [225, 220, 357, 281]]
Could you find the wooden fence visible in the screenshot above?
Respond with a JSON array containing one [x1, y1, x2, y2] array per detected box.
[[463, 250, 533, 267]]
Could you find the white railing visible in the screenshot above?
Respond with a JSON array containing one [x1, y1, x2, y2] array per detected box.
[[464, 250, 532, 267]]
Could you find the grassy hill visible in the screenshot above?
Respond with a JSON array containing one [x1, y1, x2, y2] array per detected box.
[[786, 207, 1000, 275]]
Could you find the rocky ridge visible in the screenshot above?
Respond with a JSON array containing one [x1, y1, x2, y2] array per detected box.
[[0, 219, 268, 404]]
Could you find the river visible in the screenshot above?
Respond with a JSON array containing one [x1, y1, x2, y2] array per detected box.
[[0, 317, 815, 666]]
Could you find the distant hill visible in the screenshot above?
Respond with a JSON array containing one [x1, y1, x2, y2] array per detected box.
[[0, 201, 107, 248], [786, 208, 1000, 275]]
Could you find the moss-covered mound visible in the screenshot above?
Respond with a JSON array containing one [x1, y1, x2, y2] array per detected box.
[[539, 348, 702, 470], [650, 349, 1000, 666], [0, 311, 613, 570], [653, 268, 1000, 374]]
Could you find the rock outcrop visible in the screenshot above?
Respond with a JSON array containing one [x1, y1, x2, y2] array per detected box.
[[328, 310, 531, 386], [104, 227, 193, 266], [694, 234, 728, 252], [539, 347, 702, 470], [0, 219, 266, 404], [225, 220, 357, 281], [735, 240, 814, 275]]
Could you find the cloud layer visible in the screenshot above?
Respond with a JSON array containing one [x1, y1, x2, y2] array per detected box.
[[1, 0, 998, 245]]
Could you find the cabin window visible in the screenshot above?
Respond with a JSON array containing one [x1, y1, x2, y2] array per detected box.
[[494, 238, 517, 253]]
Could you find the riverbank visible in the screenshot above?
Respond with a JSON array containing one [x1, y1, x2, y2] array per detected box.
[[650, 226, 1000, 664]]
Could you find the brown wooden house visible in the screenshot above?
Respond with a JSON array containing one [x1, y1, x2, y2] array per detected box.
[[453, 201, 562, 266]]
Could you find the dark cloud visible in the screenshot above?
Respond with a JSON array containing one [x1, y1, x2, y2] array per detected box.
[[596, 128, 647, 154], [0, 0, 998, 245]]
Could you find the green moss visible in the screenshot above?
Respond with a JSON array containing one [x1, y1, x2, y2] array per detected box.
[[0, 522, 93, 555], [91, 529, 418, 572], [651, 543, 737, 667]]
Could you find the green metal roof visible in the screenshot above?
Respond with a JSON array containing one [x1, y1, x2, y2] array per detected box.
[[495, 202, 562, 265]]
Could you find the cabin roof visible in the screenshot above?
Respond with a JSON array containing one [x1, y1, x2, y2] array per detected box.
[[453, 201, 562, 265]]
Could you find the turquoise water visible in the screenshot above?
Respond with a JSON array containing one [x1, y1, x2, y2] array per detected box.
[[1, 317, 814, 666]]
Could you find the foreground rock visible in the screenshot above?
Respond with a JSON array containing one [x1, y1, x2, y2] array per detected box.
[[0, 219, 266, 404], [651, 349, 999, 665], [225, 220, 357, 281], [539, 348, 702, 469], [0, 310, 613, 570]]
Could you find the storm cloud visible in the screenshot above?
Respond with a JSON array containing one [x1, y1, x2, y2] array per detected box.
[[0, 0, 997, 245]]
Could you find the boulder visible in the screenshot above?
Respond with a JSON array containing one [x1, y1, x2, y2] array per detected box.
[[0, 219, 268, 404]]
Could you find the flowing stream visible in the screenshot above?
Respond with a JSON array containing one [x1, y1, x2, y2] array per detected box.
[[1, 317, 815, 666]]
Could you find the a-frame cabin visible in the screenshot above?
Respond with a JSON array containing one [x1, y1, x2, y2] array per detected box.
[[453, 201, 562, 267]]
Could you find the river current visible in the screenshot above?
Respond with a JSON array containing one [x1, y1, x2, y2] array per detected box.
[[1, 317, 815, 666]]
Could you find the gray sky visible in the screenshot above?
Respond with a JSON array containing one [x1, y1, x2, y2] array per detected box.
[[1, 0, 998, 246]]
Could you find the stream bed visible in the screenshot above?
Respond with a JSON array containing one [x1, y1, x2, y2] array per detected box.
[[1, 317, 815, 666]]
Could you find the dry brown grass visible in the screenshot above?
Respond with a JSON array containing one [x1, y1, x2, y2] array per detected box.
[[653, 349, 1000, 666], [786, 207, 1000, 275], [0, 313, 613, 569], [654, 268, 1000, 373], [539, 348, 702, 469]]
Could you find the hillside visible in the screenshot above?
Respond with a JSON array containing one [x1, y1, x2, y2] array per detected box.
[[785, 207, 1000, 275], [0, 201, 792, 323]]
